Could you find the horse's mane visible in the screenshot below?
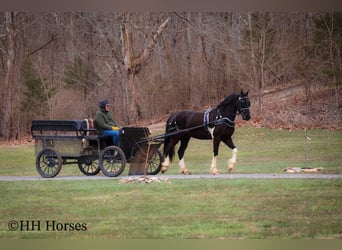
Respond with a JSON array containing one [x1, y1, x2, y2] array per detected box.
[[216, 93, 239, 108]]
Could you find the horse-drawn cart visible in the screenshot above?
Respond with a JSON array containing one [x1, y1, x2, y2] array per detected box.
[[31, 120, 163, 178]]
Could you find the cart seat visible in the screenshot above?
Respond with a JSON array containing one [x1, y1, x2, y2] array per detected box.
[[82, 118, 114, 149], [83, 118, 98, 136]]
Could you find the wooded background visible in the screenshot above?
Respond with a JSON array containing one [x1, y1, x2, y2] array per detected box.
[[1, 12, 341, 139]]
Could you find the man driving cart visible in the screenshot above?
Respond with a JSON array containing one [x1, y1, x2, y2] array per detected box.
[[95, 99, 121, 146]]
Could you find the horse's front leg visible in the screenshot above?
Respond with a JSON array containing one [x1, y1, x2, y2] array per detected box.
[[223, 137, 237, 173], [210, 136, 221, 175]]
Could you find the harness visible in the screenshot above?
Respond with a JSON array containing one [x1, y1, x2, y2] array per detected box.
[[215, 109, 235, 128], [215, 117, 235, 128], [203, 109, 212, 132], [169, 95, 248, 134], [203, 108, 235, 134]]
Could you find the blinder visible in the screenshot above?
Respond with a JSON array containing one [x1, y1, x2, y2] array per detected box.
[[237, 96, 251, 120]]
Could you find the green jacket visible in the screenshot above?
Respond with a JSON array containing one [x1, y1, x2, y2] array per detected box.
[[95, 109, 119, 134]]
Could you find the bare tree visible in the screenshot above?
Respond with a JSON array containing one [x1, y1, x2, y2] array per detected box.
[[120, 13, 170, 123], [1, 12, 341, 139], [241, 12, 276, 114], [313, 13, 342, 122], [0, 12, 17, 139]]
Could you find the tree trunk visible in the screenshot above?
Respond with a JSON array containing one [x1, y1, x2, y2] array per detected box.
[[259, 24, 267, 114], [325, 13, 340, 123], [305, 78, 312, 115], [1, 12, 16, 139], [247, 12, 262, 113], [120, 13, 170, 123]]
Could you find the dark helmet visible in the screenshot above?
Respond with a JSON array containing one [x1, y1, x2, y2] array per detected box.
[[99, 99, 111, 109]]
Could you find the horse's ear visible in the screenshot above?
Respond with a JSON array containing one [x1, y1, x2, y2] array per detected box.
[[240, 89, 249, 96]]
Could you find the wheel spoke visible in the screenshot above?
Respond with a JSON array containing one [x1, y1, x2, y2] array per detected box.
[[146, 149, 162, 175], [99, 146, 126, 177], [36, 148, 62, 178], [78, 148, 100, 176]]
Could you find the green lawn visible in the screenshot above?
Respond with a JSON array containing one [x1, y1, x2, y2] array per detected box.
[[0, 127, 341, 239], [1, 126, 340, 176], [1, 179, 341, 239]]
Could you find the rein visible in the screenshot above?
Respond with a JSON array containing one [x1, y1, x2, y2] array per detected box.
[[214, 109, 235, 128], [163, 108, 230, 140]]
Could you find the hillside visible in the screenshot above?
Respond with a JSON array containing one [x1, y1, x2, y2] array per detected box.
[[252, 83, 341, 129], [144, 83, 342, 132]]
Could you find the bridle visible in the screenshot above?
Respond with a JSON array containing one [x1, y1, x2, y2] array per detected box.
[[215, 95, 250, 117], [237, 96, 250, 116]]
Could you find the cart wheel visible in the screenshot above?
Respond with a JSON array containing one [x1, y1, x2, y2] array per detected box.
[[78, 147, 100, 176], [36, 147, 62, 178], [99, 146, 126, 177], [146, 149, 163, 175], [78, 158, 100, 176]]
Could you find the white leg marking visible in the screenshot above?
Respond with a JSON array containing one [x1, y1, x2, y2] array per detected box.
[[210, 155, 219, 174], [231, 148, 238, 162], [228, 148, 238, 173], [179, 158, 185, 170], [179, 158, 191, 175], [208, 127, 215, 139], [161, 156, 170, 173]]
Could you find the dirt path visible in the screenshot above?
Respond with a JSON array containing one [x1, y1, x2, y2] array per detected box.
[[0, 173, 341, 182]]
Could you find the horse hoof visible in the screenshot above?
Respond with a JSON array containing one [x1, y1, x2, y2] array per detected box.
[[181, 169, 191, 175], [211, 169, 220, 175], [161, 166, 168, 174], [227, 161, 235, 173]]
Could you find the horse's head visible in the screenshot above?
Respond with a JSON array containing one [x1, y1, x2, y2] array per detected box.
[[237, 90, 251, 121]]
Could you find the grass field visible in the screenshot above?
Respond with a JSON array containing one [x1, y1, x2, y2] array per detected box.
[[0, 126, 341, 176], [1, 179, 341, 239], [0, 127, 341, 239]]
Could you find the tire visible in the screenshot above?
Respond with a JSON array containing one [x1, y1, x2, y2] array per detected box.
[[36, 147, 62, 178], [78, 158, 100, 176], [78, 147, 100, 176], [99, 146, 126, 177], [146, 149, 163, 175]]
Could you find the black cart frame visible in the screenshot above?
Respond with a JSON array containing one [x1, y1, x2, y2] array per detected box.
[[31, 120, 163, 178]]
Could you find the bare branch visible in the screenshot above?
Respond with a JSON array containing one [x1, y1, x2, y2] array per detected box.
[[26, 35, 56, 57], [132, 16, 170, 74]]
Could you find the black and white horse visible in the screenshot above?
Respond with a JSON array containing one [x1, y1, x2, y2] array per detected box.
[[162, 90, 251, 174]]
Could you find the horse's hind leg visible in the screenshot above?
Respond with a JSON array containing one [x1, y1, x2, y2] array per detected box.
[[178, 136, 191, 175], [161, 157, 170, 173], [161, 137, 178, 173]]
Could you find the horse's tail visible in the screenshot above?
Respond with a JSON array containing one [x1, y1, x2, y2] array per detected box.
[[163, 114, 176, 162]]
